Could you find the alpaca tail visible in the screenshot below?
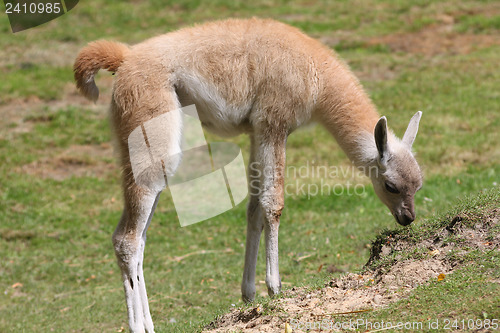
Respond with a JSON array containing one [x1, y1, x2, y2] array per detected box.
[[73, 40, 130, 102]]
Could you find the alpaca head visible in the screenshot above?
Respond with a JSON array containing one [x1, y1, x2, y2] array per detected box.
[[370, 112, 423, 226]]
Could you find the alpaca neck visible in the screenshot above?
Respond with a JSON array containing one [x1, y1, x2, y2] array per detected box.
[[315, 62, 381, 169]]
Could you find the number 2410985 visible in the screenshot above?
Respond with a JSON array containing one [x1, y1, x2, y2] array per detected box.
[[6, 2, 62, 14], [443, 319, 498, 330]]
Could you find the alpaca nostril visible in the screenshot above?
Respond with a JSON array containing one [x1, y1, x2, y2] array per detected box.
[[395, 211, 414, 226], [403, 211, 414, 224]]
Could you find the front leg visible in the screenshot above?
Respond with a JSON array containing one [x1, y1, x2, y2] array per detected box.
[[264, 208, 282, 296], [241, 135, 265, 302], [256, 132, 287, 297]]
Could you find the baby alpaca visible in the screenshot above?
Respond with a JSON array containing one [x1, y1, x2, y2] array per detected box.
[[74, 18, 423, 333]]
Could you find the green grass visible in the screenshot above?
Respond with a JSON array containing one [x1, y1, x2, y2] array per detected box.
[[357, 264, 500, 332], [243, 188, 500, 332], [1, 0, 496, 102], [366, 187, 500, 269], [1, 0, 499, 332], [0, 65, 70, 102], [355, 188, 500, 332], [456, 14, 500, 33], [29, 106, 111, 146]]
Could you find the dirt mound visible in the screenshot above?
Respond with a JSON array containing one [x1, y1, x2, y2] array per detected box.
[[203, 262, 450, 333], [204, 208, 499, 333]]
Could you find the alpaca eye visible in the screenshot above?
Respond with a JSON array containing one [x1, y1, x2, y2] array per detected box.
[[385, 182, 400, 194]]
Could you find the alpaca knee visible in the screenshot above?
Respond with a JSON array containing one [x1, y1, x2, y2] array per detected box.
[[259, 193, 284, 223], [112, 230, 139, 269]]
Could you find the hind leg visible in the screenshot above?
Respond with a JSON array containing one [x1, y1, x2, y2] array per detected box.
[[112, 180, 160, 333], [110, 87, 183, 332], [135, 194, 159, 332]]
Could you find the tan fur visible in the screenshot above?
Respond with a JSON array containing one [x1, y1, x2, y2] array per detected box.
[[73, 18, 422, 333], [74, 18, 382, 165], [74, 40, 130, 101]]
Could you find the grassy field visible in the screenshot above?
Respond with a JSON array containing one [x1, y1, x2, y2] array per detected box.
[[207, 187, 499, 332], [0, 1, 499, 332], [354, 187, 500, 333]]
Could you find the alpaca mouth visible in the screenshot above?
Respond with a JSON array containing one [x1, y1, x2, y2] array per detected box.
[[394, 213, 413, 226]]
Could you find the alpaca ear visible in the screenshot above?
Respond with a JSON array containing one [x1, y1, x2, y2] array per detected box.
[[374, 116, 388, 160], [402, 111, 422, 148]]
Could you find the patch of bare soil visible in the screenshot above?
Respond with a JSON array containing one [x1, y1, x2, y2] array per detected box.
[[0, 78, 113, 136], [204, 209, 499, 333], [1, 79, 116, 182], [0, 41, 81, 69], [16, 143, 117, 181], [368, 23, 500, 56], [318, 9, 500, 58], [365, 8, 500, 57]]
